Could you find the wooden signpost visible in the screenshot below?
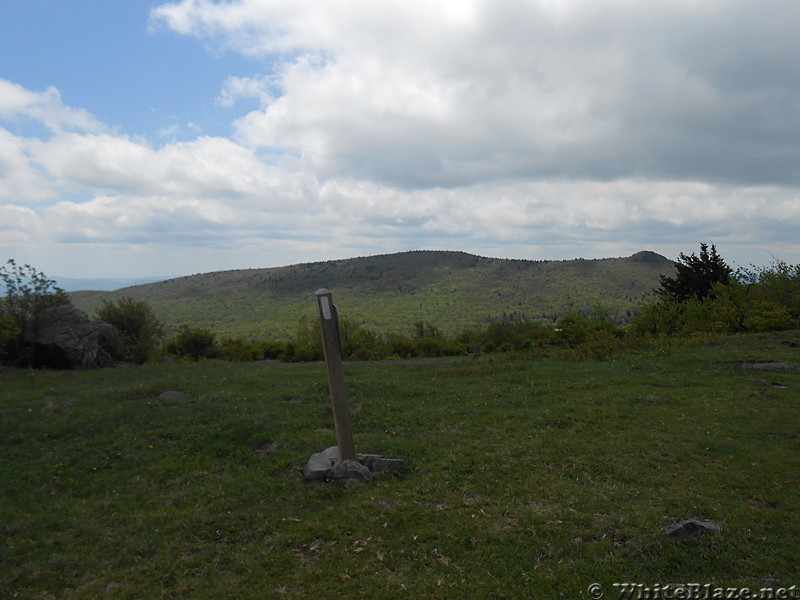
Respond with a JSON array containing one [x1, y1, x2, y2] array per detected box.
[[315, 289, 356, 461]]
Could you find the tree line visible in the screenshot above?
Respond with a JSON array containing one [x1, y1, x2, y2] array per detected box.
[[2, 243, 798, 368]]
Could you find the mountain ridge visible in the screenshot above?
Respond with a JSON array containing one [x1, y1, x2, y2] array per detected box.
[[69, 250, 675, 338]]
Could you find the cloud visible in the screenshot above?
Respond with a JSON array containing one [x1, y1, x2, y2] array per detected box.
[[2, 70, 798, 273], [151, 0, 800, 189], [3, 2, 800, 278], [0, 79, 106, 135]]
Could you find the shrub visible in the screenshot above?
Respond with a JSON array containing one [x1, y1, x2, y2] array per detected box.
[[0, 314, 21, 362], [96, 297, 164, 364], [341, 319, 387, 360], [0, 260, 70, 365], [166, 325, 217, 361], [258, 340, 287, 360], [218, 337, 260, 362]]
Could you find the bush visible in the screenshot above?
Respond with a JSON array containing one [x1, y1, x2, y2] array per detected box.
[[218, 337, 260, 362], [341, 319, 387, 360], [96, 297, 164, 364], [632, 256, 800, 338], [0, 314, 21, 362], [1, 260, 70, 365], [166, 325, 217, 361]]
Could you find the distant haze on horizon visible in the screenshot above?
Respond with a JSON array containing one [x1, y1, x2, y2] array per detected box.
[[1, 0, 798, 279]]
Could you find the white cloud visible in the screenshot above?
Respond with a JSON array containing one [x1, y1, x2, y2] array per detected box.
[[3, 1, 800, 277], [0, 79, 106, 134], [0, 128, 54, 203], [151, 0, 800, 189]]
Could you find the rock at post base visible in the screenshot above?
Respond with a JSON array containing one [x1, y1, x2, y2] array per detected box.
[[357, 454, 405, 473], [331, 459, 373, 481], [303, 446, 404, 481], [303, 449, 337, 481]]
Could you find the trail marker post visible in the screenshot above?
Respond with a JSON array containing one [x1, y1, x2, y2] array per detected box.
[[315, 289, 356, 462]]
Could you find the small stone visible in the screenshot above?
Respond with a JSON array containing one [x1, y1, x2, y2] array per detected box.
[[303, 451, 336, 481], [331, 459, 373, 481], [357, 454, 405, 473], [159, 391, 185, 400], [664, 518, 722, 538]]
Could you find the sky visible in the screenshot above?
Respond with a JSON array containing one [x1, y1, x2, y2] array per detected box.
[[1, 0, 799, 279]]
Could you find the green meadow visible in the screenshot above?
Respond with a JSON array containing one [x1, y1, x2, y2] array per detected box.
[[2, 331, 799, 598]]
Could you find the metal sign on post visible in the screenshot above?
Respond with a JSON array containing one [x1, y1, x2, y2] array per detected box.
[[315, 289, 356, 461]]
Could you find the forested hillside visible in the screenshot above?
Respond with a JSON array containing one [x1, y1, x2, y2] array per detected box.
[[70, 250, 675, 338]]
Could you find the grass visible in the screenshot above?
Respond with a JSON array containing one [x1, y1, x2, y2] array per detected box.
[[2, 331, 799, 598]]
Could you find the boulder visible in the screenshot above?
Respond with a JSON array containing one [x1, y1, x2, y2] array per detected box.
[[24, 304, 123, 369], [664, 518, 722, 538]]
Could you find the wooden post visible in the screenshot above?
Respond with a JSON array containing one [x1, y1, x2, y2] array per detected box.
[[315, 289, 356, 461]]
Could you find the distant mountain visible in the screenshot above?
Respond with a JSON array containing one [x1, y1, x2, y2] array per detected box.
[[69, 250, 675, 339], [55, 275, 174, 292]]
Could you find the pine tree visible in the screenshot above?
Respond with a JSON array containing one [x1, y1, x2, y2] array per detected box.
[[657, 243, 732, 302]]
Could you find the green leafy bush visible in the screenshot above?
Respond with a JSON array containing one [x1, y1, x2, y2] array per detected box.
[[0, 260, 70, 365], [0, 314, 21, 362], [96, 297, 164, 364], [166, 325, 217, 361]]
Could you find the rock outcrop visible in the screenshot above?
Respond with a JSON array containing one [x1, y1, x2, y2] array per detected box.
[[24, 304, 123, 369]]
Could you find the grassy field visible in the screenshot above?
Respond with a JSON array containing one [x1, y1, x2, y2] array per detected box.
[[2, 331, 799, 598]]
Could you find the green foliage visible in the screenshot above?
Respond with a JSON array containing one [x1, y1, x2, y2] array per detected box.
[[96, 297, 165, 364], [288, 315, 323, 362], [341, 318, 386, 361], [633, 254, 800, 337], [555, 306, 625, 360], [166, 324, 217, 361], [217, 337, 260, 362], [0, 260, 70, 365], [0, 259, 69, 326], [657, 243, 732, 302], [0, 314, 21, 362]]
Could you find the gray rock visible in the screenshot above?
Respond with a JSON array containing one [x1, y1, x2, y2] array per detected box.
[[664, 518, 722, 538], [303, 446, 404, 481], [331, 459, 373, 481], [357, 454, 405, 473], [742, 362, 799, 372], [321, 446, 340, 461], [24, 304, 123, 369], [303, 450, 337, 481], [751, 379, 790, 390]]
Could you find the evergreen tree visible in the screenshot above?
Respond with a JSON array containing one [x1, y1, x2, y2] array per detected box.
[[657, 243, 732, 302]]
